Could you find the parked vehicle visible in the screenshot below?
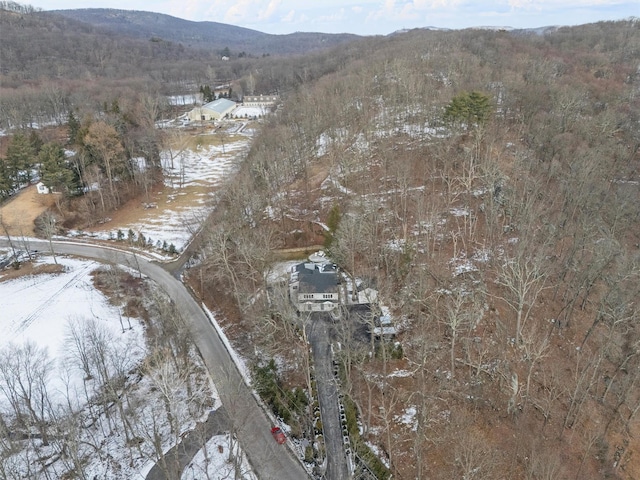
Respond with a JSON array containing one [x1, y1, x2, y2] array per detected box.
[[271, 426, 286, 444]]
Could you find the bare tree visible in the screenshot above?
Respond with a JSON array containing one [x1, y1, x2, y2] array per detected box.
[[493, 253, 546, 345], [519, 323, 550, 410], [0, 214, 17, 261], [441, 286, 485, 379], [0, 342, 53, 446], [36, 211, 59, 264]]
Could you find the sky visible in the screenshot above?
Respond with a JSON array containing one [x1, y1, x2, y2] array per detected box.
[[32, 0, 639, 35]]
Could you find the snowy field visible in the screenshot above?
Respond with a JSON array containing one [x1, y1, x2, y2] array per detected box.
[[182, 434, 257, 480], [0, 256, 252, 479], [0, 255, 146, 408], [85, 132, 251, 253], [233, 105, 270, 118], [0, 256, 142, 350]]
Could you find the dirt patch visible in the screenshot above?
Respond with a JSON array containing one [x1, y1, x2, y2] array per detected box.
[[91, 267, 149, 321], [0, 260, 65, 282], [79, 184, 164, 231], [0, 185, 58, 236]]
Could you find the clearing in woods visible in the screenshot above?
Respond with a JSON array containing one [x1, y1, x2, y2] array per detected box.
[[0, 185, 57, 236], [0, 123, 253, 250]]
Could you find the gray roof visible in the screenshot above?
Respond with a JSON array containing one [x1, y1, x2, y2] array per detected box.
[[202, 98, 236, 114], [296, 262, 338, 294]]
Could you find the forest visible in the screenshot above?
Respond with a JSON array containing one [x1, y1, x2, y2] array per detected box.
[[192, 19, 640, 480], [1, 2, 639, 478]]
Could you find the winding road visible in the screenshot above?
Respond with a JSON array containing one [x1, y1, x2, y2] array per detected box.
[[1, 239, 310, 480]]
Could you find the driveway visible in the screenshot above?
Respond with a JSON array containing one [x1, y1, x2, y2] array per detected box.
[[306, 314, 350, 480]]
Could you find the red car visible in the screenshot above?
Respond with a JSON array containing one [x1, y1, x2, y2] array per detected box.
[[271, 426, 286, 444]]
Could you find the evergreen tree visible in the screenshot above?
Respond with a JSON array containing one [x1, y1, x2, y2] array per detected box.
[[28, 130, 43, 155], [200, 85, 214, 103], [38, 142, 75, 194], [67, 111, 81, 146], [324, 204, 341, 248], [0, 161, 12, 199], [5, 133, 36, 188], [444, 91, 492, 129]]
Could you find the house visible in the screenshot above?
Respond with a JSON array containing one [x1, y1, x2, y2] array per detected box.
[[242, 94, 279, 107], [372, 307, 398, 338], [290, 252, 341, 312], [187, 98, 237, 122], [36, 182, 50, 194]]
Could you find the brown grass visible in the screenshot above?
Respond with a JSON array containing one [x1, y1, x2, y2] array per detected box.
[[0, 185, 58, 236], [0, 260, 66, 282]]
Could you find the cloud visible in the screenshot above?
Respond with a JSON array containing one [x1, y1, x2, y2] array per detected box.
[[507, 0, 627, 8], [318, 8, 347, 24], [281, 9, 296, 23], [365, 0, 467, 23], [224, 0, 252, 23], [257, 0, 282, 21]]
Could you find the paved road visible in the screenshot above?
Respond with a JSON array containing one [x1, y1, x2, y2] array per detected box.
[[146, 407, 230, 480], [2, 240, 310, 480], [307, 314, 350, 480]]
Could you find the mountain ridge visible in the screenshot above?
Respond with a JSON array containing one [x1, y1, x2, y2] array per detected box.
[[46, 8, 361, 56]]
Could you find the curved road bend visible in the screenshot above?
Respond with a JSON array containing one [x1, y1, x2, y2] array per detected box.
[[7, 240, 310, 480]]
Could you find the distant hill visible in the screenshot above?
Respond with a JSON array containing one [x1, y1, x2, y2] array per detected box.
[[47, 8, 361, 56], [0, 7, 213, 83]]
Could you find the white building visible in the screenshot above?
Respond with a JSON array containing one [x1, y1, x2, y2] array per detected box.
[[290, 253, 340, 312], [36, 182, 50, 194], [187, 98, 237, 122], [243, 94, 279, 107]]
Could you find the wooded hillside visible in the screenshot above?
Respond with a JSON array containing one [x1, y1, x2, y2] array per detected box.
[[194, 19, 640, 479], [1, 2, 639, 476]]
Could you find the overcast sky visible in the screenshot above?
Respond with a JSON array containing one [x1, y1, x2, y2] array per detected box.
[[32, 0, 639, 35]]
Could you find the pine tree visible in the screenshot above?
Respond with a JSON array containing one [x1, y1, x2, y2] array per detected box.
[[28, 130, 43, 155], [67, 111, 81, 146], [200, 85, 214, 103], [324, 204, 341, 248], [5, 133, 36, 188], [444, 91, 492, 129], [0, 161, 12, 199], [38, 142, 75, 194]]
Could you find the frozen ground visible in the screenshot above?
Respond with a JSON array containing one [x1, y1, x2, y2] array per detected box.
[[0, 255, 146, 408], [0, 256, 252, 479], [182, 434, 257, 480], [85, 133, 251, 252]]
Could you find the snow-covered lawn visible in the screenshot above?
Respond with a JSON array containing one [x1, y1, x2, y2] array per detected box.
[[0, 255, 146, 409], [0, 256, 252, 479], [182, 434, 257, 480], [233, 105, 270, 118]]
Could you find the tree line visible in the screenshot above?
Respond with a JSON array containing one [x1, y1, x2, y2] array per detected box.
[[1, 94, 163, 226]]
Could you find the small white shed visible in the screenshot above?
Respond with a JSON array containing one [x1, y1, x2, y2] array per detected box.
[[36, 182, 50, 194]]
